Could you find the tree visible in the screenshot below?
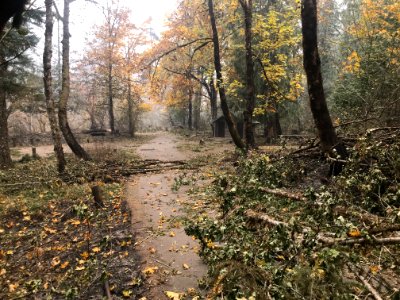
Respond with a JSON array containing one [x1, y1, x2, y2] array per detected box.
[[301, 0, 346, 172], [0, 8, 41, 169], [58, 0, 91, 160], [43, 0, 66, 173], [239, 0, 256, 148], [208, 0, 245, 149], [0, 0, 28, 34]]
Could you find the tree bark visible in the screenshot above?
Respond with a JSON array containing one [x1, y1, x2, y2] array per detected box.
[[0, 58, 12, 169], [43, 0, 66, 174], [209, 78, 218, 120], [127, 78, 135, 137], [108, 61, 115, 134], [239, 0, 256, 148], [208, 0, 245, 149], [188, 86, 193, 130], [301, 0, 346, 171], [59, 0, 91, 161], [194, 87, 201, 130]]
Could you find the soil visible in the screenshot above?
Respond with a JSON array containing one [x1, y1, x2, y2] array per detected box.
[[126, 133, 233, 299]]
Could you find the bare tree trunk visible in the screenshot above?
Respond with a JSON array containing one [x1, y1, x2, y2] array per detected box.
[[188, 86, 193, 131], [59, 0, 91, 161], [194, 87, 201, 130], [44, 0, 66, 173], [0, 59, 12, 169], [108, 62, 115, 134], [127, 78, 135, 137], [239, 0, 256, 148], [209, 78, 218, 120], [301, 0, 346, 173], [208, 0, 245, 149]]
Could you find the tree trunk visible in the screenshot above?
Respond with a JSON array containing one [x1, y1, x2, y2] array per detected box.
[[108, 62, 115, 134], [264, 112, 282, 144], [0, 58, 12, 169], [127, 78, 135, 137], [194, 87, 201, 130], [188, 86, 193, 131], [208, 0, 245, 149], [301, 0, 346, 171], [59, 0, 91, 161], [44, 0, 66, 173], [239, 0, 256, 148], [209, 78, 218, 120]]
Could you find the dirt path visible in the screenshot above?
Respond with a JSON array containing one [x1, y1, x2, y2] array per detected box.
[[126, 133, 208, 299]]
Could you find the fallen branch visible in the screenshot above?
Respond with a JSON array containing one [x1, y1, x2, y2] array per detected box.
[[245, 209, 400, 246], [258, 187, 307, 201], [356, 274, 383, 300]]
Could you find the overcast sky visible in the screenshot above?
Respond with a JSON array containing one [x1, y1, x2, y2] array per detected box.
[[31, 0, 179, 65]]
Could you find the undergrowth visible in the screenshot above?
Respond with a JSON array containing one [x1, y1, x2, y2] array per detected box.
[[185, 130, 400, 299]]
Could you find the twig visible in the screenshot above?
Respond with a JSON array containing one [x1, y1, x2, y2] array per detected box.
[[103, 279, 113, 300], [354, 272, 383, 300]]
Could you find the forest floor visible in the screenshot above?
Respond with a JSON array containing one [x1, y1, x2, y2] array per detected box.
[[1, 131, 236, 299]]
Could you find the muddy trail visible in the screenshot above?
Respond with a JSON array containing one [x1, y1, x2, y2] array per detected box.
[[126, 133, 225, 299]]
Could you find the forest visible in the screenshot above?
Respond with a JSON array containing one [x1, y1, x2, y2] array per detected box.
[[0, 0, 399, 299]]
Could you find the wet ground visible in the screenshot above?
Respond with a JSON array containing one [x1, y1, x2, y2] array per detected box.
[[126, 133, 210, 299]]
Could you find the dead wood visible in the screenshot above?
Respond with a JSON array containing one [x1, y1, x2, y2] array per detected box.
[[91, 185, 105, 208], [245, 209, 400, 246], [259, 187, 307, 201]]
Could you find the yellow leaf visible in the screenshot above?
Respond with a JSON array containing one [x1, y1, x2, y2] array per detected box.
[[71, 219, 81, 226], [169, 231, 176, 237], [370, 265, 381, 274], [75, 265, 85, 271], [9, 283, 19, 292], [122, 290, 132, 297], [92, 247, 101, 253], [347, 229, 361, 237], [142, 266, 158, 275], [51, 256, 61, 267], [165, 291, 184, 300], [60, 261, 69, 269], [81, 252, 89, 260], [0, 268, 6, 276], [23, 215, 31, 221], [6, 250, 13, 255], [182, 263, 190, 270], [44, 226, 57, 234]]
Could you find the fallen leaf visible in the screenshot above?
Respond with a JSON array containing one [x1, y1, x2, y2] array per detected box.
[[164, 291, 184, 300], [71, 219, 81, 226], [6, 250, 13, 255], [370, 265, 381, 274], [0, 268, 6, 276], [80, 252, 89, 260], [51, 256, 61, 267], [92, 247, 101, 253], [44, 226, 57, 234], [142, 266, 158, 275], [149, 247, 156, 254], [9, 283, 19, 292], [169, 231, 176, 237], [23, 215, 31, 221], [182, 263, 190, 270], [347, 229, 361, 237], [75, 265, 85, 271], [60, 261, 69, 269], [122, 290, 132, 297], [0, 228, 4, 234]]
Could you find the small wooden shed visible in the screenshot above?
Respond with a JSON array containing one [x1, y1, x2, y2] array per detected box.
[[212, 115, 259, 138]]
